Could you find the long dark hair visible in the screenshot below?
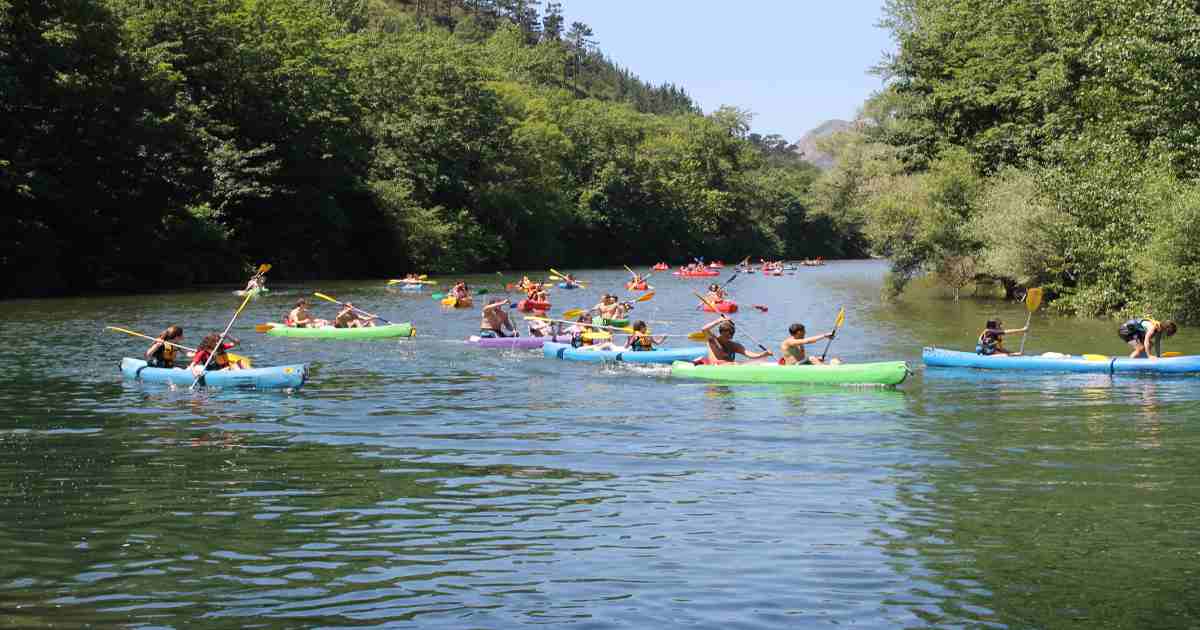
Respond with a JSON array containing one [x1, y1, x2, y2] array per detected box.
[[158, 325, 183, 341], [198, 333, 224, 353]]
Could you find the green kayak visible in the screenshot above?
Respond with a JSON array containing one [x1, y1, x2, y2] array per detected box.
[[594, 317, 629, 328], [264, 322, 414, 339], [670, 360, 909, 386]]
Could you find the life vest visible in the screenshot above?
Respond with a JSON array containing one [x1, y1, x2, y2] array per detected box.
[[150, 342, 177, 367], [1118, 318, 1157, 342], [630, 334, 653, 351], [976, 329, 1004, 355]]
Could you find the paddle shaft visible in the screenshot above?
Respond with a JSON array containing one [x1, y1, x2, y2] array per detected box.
[[1018, 310, 1033, 354], [192, 291, 253, 389], [694, 291, 769, 353], [314, 293, 392, 324], [526, 316, 634, 334], [108, 327, 198, 353]]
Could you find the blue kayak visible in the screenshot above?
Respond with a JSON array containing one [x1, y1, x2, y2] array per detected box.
[[120, 358, 307, 389], [543, 342, 706, 364], [557, 282, 580, 290], [923, 347, 1200, 374]]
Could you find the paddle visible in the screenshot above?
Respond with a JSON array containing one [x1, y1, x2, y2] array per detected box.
[[819, 307, 846, 362], [693, 291, 769, 353], [192, 264, 268, 388], [1019, 288, 1043, 354], [108, 326, 251, 367], [562, 291, 655, 321], [313, 292, 393, 324], [525, 316, 635, 334], [387, 279, 437, 285], [549, 268, 587, 288]]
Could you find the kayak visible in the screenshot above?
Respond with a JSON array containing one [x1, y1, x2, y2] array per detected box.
[[518, 299, 551, 312], [701, 300, 738, 313], [670, 360, 910, 386], [398, 284, 424, 291], [441, 295, 473, 308], [923, 347, 1200, 374], [544, 342, 706, 364], [652, 264, 670, 271], [120, 358, 306, 389], [625, 281, 649, 291], [709, 262, 725, 268], [264, 322, 415, 339], [467, 334, 573, 349], [673, 270, 720, 277], [558, 282, 580, 290], [599, 317, 629, 328]]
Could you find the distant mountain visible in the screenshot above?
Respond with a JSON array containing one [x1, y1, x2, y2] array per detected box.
[[795, 119, 852, 170]]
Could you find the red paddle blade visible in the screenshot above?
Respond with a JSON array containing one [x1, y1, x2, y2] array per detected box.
[[753, 304, 769, 312]]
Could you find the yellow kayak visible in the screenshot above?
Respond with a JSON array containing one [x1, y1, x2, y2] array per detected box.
[[441, 295, 473, 308]]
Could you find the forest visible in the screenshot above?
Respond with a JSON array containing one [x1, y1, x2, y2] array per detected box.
[[814, 0, 1200, 322], [0, 0, 858, 297]]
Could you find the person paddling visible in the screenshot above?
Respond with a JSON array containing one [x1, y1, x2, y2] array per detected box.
[[976, 319, 1027, 356], [626, 320, 665, 352], [780, 323, 841, 365], [698, 317, 772, 365], [1119, 317, 1177, 359], [145, 325, 185, 368], [287, 299, 326, 328], [190, 333, 246, 375], [334, 303, 376, 328], [480, 298, 517, 338]]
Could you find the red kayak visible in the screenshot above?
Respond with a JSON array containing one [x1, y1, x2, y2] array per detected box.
[[702, 301, 739, 313], [518, 299, 551, 312], [673, 270, 720, 277], [626, 281, 649, 291], [652, 263, 670, 271]]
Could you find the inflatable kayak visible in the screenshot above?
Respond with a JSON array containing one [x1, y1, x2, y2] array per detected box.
[[121, 358, 306, 389], [518, 299, 551, 312], [671, 360, 909, 385], [441, 295, 473, 308], [625, 281, 649, 291], [264, 322, 414, 339], [652, 264, 670, 271], [398, 283, 424, 291], [923, 347, 1200, 374], [467, 334, 573, 349], [558, 282, 580, 290], [543, 342, 706, 364], [598, 317, 629, 329], [701, 301, 738, 313], [673, 270, 720, 277]]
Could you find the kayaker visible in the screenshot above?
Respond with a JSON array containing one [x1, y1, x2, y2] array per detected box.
[[145, 325, 185, 368], [779, 323, 841, 365], [698, 317, 772, 365], [706, 283, 726, 304], [243, 274, 265, 294], [190, 333, 246, 374], [528, 317, 559, 337], [287, 299, 326, 328], [480, 298, 517, 338], [1119, 317, 1178, 359], [334, 303, 376, 328], [451, 282, 470, 299], [625, 320, 665, 352], [592, 295, 624, 320], [976, 319, 1027, 356]]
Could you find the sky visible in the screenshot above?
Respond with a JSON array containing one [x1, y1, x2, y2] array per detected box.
[[561, 1, 895, 141]]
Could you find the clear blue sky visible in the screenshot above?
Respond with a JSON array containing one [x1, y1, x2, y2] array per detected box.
[[562, 1, 894, 141]]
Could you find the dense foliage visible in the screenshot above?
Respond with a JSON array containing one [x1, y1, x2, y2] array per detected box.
[[815, 0, 1200, 321], [0, 0, 854, 297]]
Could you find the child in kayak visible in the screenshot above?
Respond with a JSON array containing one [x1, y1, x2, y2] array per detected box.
[[334, 303, 376, 328], [451, 282, 470, 299], [706, 283, 726, 304], [779, 323, 841, 365], [145, 325, 185, 368], [976, 320, 1027, 356], [287, 299, 327, 328], [625, 320, 665, 351], [480, 298, 517, 337], [528, 317, 559, 337], [1119, 317, 1178, 358], [698, 317, 772, 365], [190, 333, 246, 374], [242, 273, 266, 294]]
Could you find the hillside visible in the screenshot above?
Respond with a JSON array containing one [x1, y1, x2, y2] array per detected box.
[[795, 119, 852, 170]]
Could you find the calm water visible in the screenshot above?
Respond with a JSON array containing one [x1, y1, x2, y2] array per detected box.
[[2, 261, 1197, 629]]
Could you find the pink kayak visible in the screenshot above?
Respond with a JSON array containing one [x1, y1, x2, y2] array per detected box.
[[466, 334, 573, 349], [701, 301, 739, 313]]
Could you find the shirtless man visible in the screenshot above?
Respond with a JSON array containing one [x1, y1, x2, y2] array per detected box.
[[698, 317, 771, 365], [480, 298, 517, 338], [287, 299, 326, 328], [334, 303, 376, 328], [780, 323, 841, 365]]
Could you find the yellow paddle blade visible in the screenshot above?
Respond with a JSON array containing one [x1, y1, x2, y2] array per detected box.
[[636, 291, 655, 302], [228, 353, 252, 368], [418, 274, 427, 280], [687, 331, 709, 342], [1083, 354, 1110, 361], [313, 291, 338, 304], [562, 309, 585, 319], [257, 263, 271, 274], [1163, 351, 1182, 357], [1025, 287, 1044, 312], [834, 307, 846, 329], [255, 323, 275, 333]]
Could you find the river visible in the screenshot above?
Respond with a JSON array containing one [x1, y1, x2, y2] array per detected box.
[[1, 260, 1197, 628]]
